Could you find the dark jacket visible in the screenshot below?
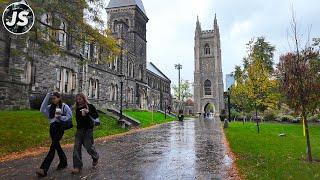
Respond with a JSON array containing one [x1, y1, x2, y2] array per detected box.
[[75, 104, 99, 129]]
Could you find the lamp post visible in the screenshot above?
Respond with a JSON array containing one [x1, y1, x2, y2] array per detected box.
[[174, 63, 182, 101], [119, 74, 125, 120], [117, 20, 126, 121], [164, 101, 167, 119]]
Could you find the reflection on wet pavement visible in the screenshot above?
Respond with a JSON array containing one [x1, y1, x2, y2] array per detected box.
[[0, 117, 230, 180]]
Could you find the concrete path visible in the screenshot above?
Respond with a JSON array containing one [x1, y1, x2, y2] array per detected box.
[[0, 117, 233, 180]]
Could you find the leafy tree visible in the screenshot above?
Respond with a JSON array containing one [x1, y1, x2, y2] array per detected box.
[[0, 0, 120, 63], [173, 80, 192, 102], [230, 37, 279, 132], [233, 65, 243, 83], [245, 37, 275, 73], [276, 11, 320, 162]]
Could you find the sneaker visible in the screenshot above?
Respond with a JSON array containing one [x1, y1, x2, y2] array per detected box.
[[36, 169, 47, 177], [92, 158, 98, 167], [71, 168, 81, 175]]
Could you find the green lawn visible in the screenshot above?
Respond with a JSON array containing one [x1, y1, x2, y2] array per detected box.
[[225, 122, 320, 179], [123, 109, 176, 128], [0, 110, 128, 157]]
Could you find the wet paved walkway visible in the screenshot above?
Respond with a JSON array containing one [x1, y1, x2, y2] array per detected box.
[[0, 117, 231, 179]]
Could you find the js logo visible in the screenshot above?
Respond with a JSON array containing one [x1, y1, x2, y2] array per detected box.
[[2, 1, 35, 35]]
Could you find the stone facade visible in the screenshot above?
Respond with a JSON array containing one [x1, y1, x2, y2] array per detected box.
[[0, 0, 171, 111], [193, 15, 224, 115]]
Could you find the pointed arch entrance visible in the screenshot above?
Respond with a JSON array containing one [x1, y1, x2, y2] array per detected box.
[[204, 103, 215, 117]]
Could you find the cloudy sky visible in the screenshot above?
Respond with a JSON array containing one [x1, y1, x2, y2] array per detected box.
[[106, 0, 319, 90]]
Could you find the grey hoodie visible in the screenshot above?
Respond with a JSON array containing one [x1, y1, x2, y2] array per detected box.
[[40, 93, 72, 124]]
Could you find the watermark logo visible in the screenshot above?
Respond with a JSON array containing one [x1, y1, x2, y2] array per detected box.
[[2, 1, 35, 35]]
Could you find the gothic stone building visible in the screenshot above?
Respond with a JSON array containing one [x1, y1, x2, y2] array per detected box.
[[193, 15, 224, 115], [0, 0, 171, 111]]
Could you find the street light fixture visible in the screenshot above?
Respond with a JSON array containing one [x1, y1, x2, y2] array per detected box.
[[174, 63, 182, 101]]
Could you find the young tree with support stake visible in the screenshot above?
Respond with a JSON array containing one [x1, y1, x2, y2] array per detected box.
[[276, 12, 320, 162]]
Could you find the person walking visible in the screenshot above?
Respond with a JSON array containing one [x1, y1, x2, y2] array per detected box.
[[36, 92, 72, 177], [72, 93, 99, 174]]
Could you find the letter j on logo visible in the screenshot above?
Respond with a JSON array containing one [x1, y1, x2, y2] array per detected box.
[[2, 2, 35, 35]]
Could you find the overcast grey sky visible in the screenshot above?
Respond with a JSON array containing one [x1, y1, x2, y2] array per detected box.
[[106, 0, 319, 90]]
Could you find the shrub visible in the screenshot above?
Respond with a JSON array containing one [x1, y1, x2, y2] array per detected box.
[[307, 115, 319, 123], [264, 111, 276, 121], [230, 109, 241, 119], [276, 114, 294, 122]]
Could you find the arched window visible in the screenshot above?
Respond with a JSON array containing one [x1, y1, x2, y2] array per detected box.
[[127, 88, 131, 103], [204, 44, 210, 55], [128, 61, 134, 77], [138, 65, 143, 81], [204, 80, 212, 95], [95, 80, 99, 99], [110, 84, 115, 101]]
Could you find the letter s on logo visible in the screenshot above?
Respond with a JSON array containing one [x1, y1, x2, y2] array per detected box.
[[17, 11, 29, 26]]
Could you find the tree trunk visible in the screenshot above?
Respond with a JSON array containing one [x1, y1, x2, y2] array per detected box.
[[303, 111, 312, 162], [255, 103, 259, 133]]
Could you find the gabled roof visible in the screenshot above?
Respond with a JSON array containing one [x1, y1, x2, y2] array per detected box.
[[107, 0, 146, 15], [147, 62, 171, 82]]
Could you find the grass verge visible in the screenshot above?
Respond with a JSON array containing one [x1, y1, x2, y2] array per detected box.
[[0, 110, 127, 157], [123, 109, 176, 128], [225, 122, 320, 179]]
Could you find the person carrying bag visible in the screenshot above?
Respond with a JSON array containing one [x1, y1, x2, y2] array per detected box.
[[36, 92, 72, 177], [72, 93, 100, 174]]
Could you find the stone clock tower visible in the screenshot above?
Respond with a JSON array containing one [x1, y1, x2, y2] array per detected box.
[[193, 15, 224, 115]]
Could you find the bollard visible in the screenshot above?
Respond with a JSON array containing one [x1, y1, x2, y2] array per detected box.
[[224, 118, 229, 128]]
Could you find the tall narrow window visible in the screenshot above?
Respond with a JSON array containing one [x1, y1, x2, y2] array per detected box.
[[204, 80, 212, 95], [89, 79, 93, 98], [115, 84, 118, 100], [127, 88, 131, 103], [138, 65, 143, 81], [59, 22, 67, 47], [64, 70, 69, 93], [95, 80, 99, 99], [83, 42, 90, 59], [110, 84, 114, 101], [56, 68, 62, 91], [72, 74, 76, 90], [204, 44, 210, 55]]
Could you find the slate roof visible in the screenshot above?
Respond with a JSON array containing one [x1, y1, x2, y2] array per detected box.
[[147, 62, 170, 82], [107, 0, 146, 15]]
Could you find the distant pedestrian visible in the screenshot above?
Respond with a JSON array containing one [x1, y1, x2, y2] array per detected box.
[[36, 92, 72, 177], [72, 93, 99, 174]]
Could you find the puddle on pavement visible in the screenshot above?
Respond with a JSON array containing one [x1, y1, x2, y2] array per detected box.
[[223, 154, 233, 167]]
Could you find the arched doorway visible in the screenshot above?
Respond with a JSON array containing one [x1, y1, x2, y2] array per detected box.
[[139, 90, 147, 110], [204, 103, 215, 117]]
